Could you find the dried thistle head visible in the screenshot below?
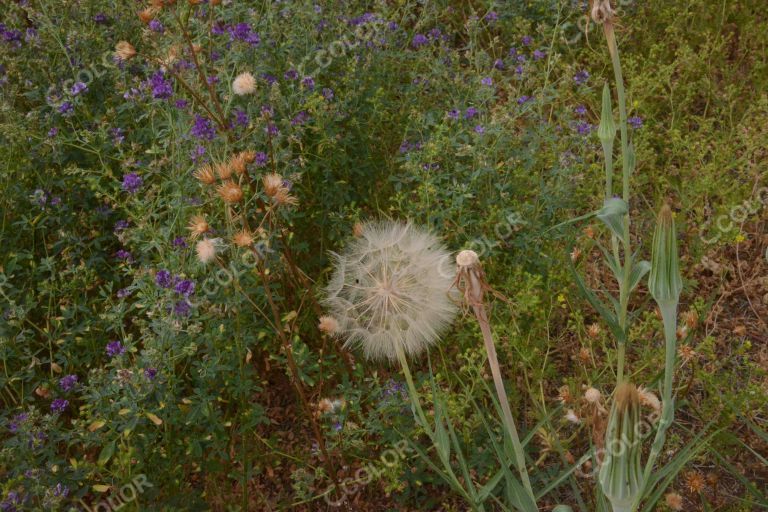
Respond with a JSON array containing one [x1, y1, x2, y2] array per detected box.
[[115, 41, 137, 61], [195, 238, 219, 264], [262, 173, 283, 197], [323, 221, 457, 361], [216, 161, 234, 180], [665, 492, 684, 511], [232, 229, 254, 248], [187, 215, 209, 238], [232, 72, 257, 96], [138, 7, 157, 24], [217, 181, 243, 203], [590, 0, 615, 25], [193, 164, 216, 185], [318, 315, 339, 335], [229, 153, 248, 175]]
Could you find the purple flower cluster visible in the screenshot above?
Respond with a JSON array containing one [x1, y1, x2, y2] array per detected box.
[[115, 249, 133, 262], [148, 71, 173, 100], [8, 413, 29, 433], [106, 340, 125, 358], [155, 269, 172, 288], [70, 81, 88, 96], [59, 374, 78, 392], [228, 23, 261, 46], [50, 398, 69, 414], [144, 367, 158, 380], [628, 116, 643, 129], [0, 24, 23, 48], [399, 140, 422, 154], [122, 172, 143, 193], [148, 19, 164, 33], [291, 111, 310, 126], [191, 115, 216, 140], [254, 151, 268, 167], [574, 69, 590, 85]]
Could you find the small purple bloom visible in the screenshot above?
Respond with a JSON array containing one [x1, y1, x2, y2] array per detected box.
[[575, 121, 594, 136], [533, 49, 546, 60], [148, 19, 164, 33], [474, 125, 485, 134], [283, 68, 298, 81], [515, 65, 524, 76], [8, 413, 29, 433], [70, 81, 87, 96], [447, 109, 460, 120], [190, 115, 216, 140], [291, 111, 310, 126], [48, 127, 58, 137], [93, 13, 108, 24], [59, 374, 78, 392], [121, 172, 143, 193], [117, 288, 132, 298], [175, 99, 188, 109], [149, 70, 173, 100], [265, 123, 279, 136], [144, 367, 158, 380], [114, 219, 129, 232], [484, 11, 499, 23], [106, 340, 125, 358], [301, 76, 315, 90], [174, 279, 195, 297], [254, 151, 268, 167], [412, 34, 429, 48], [575, 105, 587, 116], [172, 236, 188, 248], [58, 101, 74, 116], [173, 300, 191, 316], [493, 58, 505, 70], [481, 77, 493, 86], [522, 36, 533, 46], [52, 484, 69, 498], [322, 87, 334, 100], [115, 249, 132, 262], [464, 107, 478, 119], [50, 398, 69, 414], [111, 127, 125, 145], [517, 95, 532, 105], [628, 116, 643, 129], [574, 70, 590, 85], [155, 270, 172, 288]]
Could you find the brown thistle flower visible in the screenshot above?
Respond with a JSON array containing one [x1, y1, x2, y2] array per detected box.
[[587, 323, 601, 339], [577, 347, 591, 364], [318, 315, 339, 335], [678, 344, 697, 363], [218, 181, 243, 203], [232, 229, 254, 248], [262, 173, 283, 197], [138, 7, 157, 24], [115, 41, 137, 61], [229, 153, 248, 175], [215, 161, 233, 180], [683, 310, 698, 329], [193, 164, 216, 185], [273, 188, 298, 206], [665, 492, 684, 511], [557, 386, 572, 404], [239, 150, 256, 163], [150, 0, 164, 8], [684, 471, 705, 494], [187, 215, 209, 238]]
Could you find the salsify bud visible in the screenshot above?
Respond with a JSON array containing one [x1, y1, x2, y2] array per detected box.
[[597, 83, 616, 143], [599, 383, 643, 512], [648, 204, 683, 305], [591, 0, 616, 24]]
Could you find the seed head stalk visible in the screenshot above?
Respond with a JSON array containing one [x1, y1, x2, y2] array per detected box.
[[455, 251, 535, 503]]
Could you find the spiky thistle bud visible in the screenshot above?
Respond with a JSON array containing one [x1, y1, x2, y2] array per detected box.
[[599, 383, 643, 512], [648, 204, 683, 306], [218, 181, 243, 203], [193, 164, 216, 185]]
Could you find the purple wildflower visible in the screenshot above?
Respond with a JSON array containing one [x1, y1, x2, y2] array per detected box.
[[175, 99, 188, 109], [111, 127, 125, 144], [115, 249, 132, 262], [533, 49, 546, 60], [254, 151, 268, 167], [58, 101, 74, 116], [155, 270, 172, 288], [190, 115, 216, 140], [172, 237, 187, 248], [114, 219, 129, 232], [265, 123, 279, 136], [173, 300, 191, 317], [574, 70, 590, 85], [283, 68, 299, 81], [575, 105, 587, 116], [412, 34, 428, 48], [322, 87, 334, 100], [575, 121, 594, 136], [117, 288, 132, 298], [474, 125, 485, 134], [144, 368, 158, 380], [447, 109, 460, 120], [484, 11, 499, 23], [50, 398, 69, 414], [628, 116, 643, 129], [233, 109, 249, 127], [464, 107, 478, 119], [70, 81, 87, 96], [481, 77, 493, 86], [174, 279, 195, 296], [8, 413, 29, 433], [301, 76, 315, 90], [106, 340, 125, 358], [52, 484, 69, 498], [494, 58, 505, 70], [522, 35, 533, 46], [59, 375, 78, 392], [48, 127, 58, 137], [121, 172, 143, 193], [93, 13, 108, 24], [291, 111, 310, 126], [148, 19, 164, 33], [149, 71, 173, 99]]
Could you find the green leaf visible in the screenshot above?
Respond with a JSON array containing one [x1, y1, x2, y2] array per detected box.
[[628, 260, 651, 292], [596, 198, 628, 239], [569, 257, 626, 343], [598, 83, 617, 142], [97, 440, 115, 466]]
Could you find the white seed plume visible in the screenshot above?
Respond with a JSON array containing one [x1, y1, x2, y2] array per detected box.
[[196, 238, 221, 264], [324, 221, 457, 361], [232, 72, 256, 96]]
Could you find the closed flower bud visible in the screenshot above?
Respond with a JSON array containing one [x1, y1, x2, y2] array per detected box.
[[597, 83, 616, 143], [648, 204, 683, 305], [599, 383, 643, 512]]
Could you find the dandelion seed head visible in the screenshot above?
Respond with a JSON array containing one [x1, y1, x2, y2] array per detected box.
[[232, 72, 256, 95], [324, 221, 457, 362]]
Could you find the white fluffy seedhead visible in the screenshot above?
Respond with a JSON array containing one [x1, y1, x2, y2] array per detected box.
[[324, 221, 458, 362]]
